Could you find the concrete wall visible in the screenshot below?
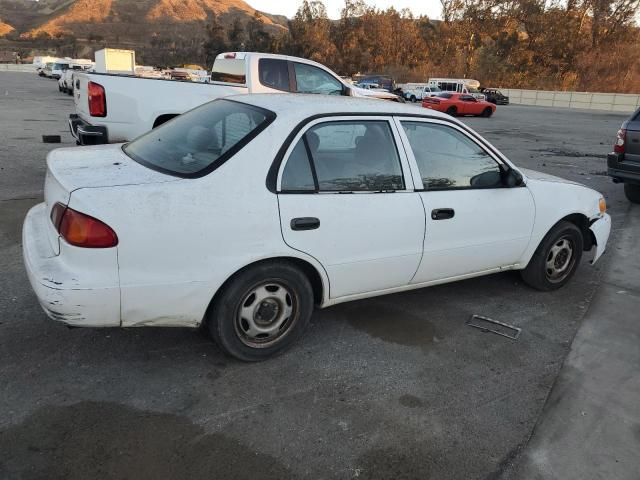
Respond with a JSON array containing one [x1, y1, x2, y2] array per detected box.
[[502, 88, 640, 113], [0, 64, 38, 72]]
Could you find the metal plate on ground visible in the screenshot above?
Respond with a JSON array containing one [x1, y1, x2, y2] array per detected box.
[[466, 315, 521, 340]]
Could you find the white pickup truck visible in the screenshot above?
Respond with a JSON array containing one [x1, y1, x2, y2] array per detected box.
[[402, 85, 442, 103], [69, 52, 402, 145]]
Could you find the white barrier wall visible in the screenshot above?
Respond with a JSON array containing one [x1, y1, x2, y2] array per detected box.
[[502, 88, 640, 113], [0, 64, 38, 72]]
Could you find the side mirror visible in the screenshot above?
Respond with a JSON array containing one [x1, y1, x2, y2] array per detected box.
[[503, 167, 524, 187]]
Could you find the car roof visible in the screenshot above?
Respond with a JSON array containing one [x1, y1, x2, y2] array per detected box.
[[230, 93, 452, 123]]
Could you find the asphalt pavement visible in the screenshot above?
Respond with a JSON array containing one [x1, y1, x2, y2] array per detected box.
[[0, 72, 637, 479]]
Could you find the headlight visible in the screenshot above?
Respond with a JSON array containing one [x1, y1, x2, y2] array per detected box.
[[599, 197, 607, 214]]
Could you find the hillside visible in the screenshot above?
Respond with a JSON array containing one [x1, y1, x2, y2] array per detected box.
[[0, 0, 288, 39], [0, 19, 15, 37]]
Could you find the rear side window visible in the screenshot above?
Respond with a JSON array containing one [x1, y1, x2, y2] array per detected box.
[[123, 99, 275, 178], [281, 120, 404, 192], [259, 59, 290, 91], [211, 58, 246, 84]]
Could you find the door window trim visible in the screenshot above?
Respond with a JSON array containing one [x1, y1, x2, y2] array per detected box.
[[393, 117, 513, 191], [276, 116, 413, 194]]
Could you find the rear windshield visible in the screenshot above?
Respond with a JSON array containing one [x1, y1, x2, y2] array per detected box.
[[123, 99, 275, 178], [211, 58, 246, 84], [436, 92, 453, 99]]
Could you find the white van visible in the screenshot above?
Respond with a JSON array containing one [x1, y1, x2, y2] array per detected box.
[[49, 61, 70, 79], [428, 78, 485, 100]]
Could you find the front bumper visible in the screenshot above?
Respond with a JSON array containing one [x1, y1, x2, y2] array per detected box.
[[589, 213, 611, 264], [608, 152, 640, 184], [22, 203, 120, 327], [68, 114, 108, 146]]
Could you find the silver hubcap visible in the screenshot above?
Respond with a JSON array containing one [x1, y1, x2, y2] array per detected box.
[[235, 282, 295, 347], [545, 237, 575, 283]]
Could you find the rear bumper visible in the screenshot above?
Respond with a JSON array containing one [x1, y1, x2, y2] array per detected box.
[[22, 203, 120, 327], [607, 152, 640, 184], [68, 114, 108, 145]]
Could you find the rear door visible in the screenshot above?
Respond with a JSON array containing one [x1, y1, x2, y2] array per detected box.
[[276, 117, 425, 299]]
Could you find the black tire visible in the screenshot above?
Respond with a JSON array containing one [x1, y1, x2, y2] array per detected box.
[[410, 95, 417, 103], [624, 183, 640, 204], [482, 107, 493, 117], [206, 261, 314, 362], [446, 106, 457, 116], [521, 221, 584, 291]]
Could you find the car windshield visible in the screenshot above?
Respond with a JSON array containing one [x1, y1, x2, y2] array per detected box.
[[123, 99, 275, 178], [468, 88, 481, 94], [430, 86, 442, 92]]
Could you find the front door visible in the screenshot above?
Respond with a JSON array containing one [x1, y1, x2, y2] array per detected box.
[[396, 118, 535, 283], [276, 117, 425, 298]]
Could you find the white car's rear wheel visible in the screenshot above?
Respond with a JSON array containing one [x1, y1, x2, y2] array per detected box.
[[207, 261, 314, 361], [521, 221, 583, 291]]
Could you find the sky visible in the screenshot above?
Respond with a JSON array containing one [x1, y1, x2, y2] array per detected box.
[[245, 0, 443, 20]]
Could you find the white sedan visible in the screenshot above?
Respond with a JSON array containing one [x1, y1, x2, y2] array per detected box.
[[23, 94, 611, 361]]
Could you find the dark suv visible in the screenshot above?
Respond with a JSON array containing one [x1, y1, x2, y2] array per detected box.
[[480, 88, 509, 105], [608, 107, 640, 203]]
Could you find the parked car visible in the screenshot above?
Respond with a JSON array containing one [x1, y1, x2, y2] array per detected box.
[[423, 93, 496, 117], [607, 106, 640, 203], [481, 88, 510, 105], [49, 61, 70, 80], [404, 85, 442, 103], [24, 94, 611, 361], [41, 62, 55, 78], [355, 75, 395, 92], [59, 64, 92, 94], [69, 52, 402, 146]]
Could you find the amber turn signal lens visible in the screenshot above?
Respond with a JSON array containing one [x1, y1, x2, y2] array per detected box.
[[599, 197, 606, 214]]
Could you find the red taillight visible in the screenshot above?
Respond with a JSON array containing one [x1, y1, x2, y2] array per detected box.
[[51, 203, 118, 248], [224, 53, 237, 59], [88, 81, 106, 117], [50, 202, 67, 230], [614, 128, 626, 154]]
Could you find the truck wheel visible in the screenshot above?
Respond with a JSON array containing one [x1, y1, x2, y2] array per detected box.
[[206, 261, 314, 362], [410, 95, 417, 103], [521, 221, 583, 291], [624, 183, 640, 204]]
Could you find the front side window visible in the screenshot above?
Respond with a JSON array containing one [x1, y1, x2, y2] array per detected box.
[[281, 120, 404, 192], [259, 58, 290, 91], [293, 63, 343, 95], [124, 99, 274, 177], [401, 122, 502, 190]]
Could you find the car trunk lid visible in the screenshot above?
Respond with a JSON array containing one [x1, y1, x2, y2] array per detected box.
[[44, 145, 179, 254]]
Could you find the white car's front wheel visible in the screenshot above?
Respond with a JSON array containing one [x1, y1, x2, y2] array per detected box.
[[207, 261, 314, 361], [521, 221, 584, 291]]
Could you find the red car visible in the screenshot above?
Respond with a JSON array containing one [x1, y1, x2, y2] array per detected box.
[[422, 93, 496, 117]]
